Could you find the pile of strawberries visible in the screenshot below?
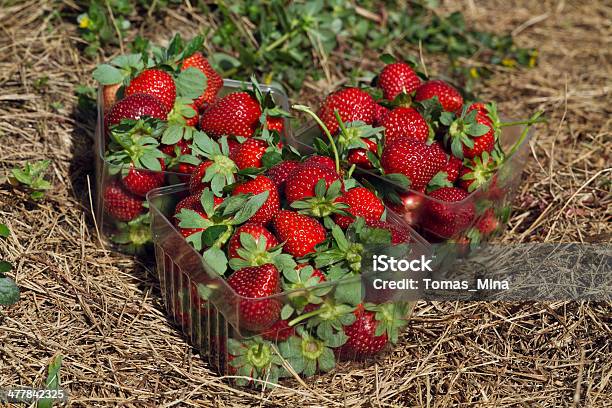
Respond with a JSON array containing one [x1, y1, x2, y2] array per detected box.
[[95, 35, 540, 386]]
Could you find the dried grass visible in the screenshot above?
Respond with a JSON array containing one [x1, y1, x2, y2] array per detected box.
[[0, 0, 610, 406]]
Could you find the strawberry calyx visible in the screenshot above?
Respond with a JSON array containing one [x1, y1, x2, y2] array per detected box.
[[228, 336, 284, 387], [228, 233, 296, 273], [290, 179, 350, 221], [287, 300, 356, 348], [93, 52, 145, 86], [280, 265, 332, 318], [109, 213, 152, 252], [161, 97, 199, 144], [460, 151, 499, 192], [106, 118, 166, 175], [365, 302, 411, 344], [190, 133, 238, 196], [442, 107, 491, 159], [279, 327, 336, 376], [333, 110, 384, 157]]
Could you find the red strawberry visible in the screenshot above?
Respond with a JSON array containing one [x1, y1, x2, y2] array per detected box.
[[385, 192, 425, 226], [475, 208, 499, 235], [227, 264, 281, 332], [378, 62, 421, 101], [318, 88, 376, 135], [468, 102, 488, 116], [232, 175, 280, 225], [459, 112, 495, 159], [381, 136, 447, 192], [103, 180, 144, 221], [173, 194, 202, 225], [303, 155, 336, 170], [180, 51, 223, 109], [380, 107, 429, 145], [261, 318, 295, 341], [284, 163, 342, 204], [266, 160, 300, 188], [272, 210, 326, 257], [233, 138, 268, 170], [125, 69, 176, 111], [104, 93, 168, 130], [414, 80, 463, 112], [373, 103, 390, 126], [227, 138, 241, 159], [227, 223, 279, 259], [121, 159, 166, 197], [184, 102, 199, 127], [421, 187, 474, 238], [199, 92, 262, 138], [443, 155, 462, 183], [160, 139, 191, 157], [333, 187, 385, 229], [365, 219, 411, 244], [296, 263, 326, 282], [338, 305, 387, 358], [188, 161, 213, 194], [347, 138, 378, 169], [266, 116, 284, 133], [178, 209, 209, 238]]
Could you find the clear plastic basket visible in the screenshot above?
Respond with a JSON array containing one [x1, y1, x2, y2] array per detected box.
[[94, 79, 291, 256]]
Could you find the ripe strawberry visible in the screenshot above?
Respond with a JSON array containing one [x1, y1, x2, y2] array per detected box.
[[188, 161, 213, 194], [284, 163, 342, 204], [443, 154, 463, 183], [160, 139, 191, 157], [385, 192, 425, 226], [121, 160, 166, 197], [338, 305, 388, 358], [173, 194, 202, 225], [227, 223, 279, 259], [460, 113, 494, 159], [103, 180, 144, 221], [296, 263, 326, 282], [261, 318, 295, 341], [318, 88, 376, 136], [227, 264, 281, 332], [266, 116, 284, 133], [414, 80, 463, 112], [373, 103, 390, 126], [178, 209, 209, 238], [199, 92, 262, 138], [381, 136, 447, 192], [475, 208, 499, 236], [458, 153, 496, 192], [380, 107, 429, 145], [347, 138, 378, 169], [303, 155, 336, 170], [125, 69, 177, 111], [421, 187, 474, 238], [184, 102, 199, 127], [227, 138, 241, 159], [365, 219, 411, 244], [378, 62, 421, 101], [266, 160, 300, 188], [180, 51, 223, 109], [272, 210, 326, 257], [104, 93, 168, 130], [232, 175, 280, 225], [333, 187, 385, 229], [233, 138, 268, 170]]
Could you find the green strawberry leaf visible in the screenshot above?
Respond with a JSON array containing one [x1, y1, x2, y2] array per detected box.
[[0, 260, 12, 273], [0, 276, 20, 306], [384, 173, 410, 189], [231, 191, 269, 224], [202, 225, 228, 247], [467, 123, 491, 137], [0, 224, 10, 238], [202, 247, 228, 275], [92, 64, 123, 84], [176, 67, 207, 99]]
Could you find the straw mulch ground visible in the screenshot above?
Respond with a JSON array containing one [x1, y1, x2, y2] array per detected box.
[[0, 0, 610, 406]]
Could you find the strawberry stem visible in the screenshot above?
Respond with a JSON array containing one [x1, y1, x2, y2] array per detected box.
[[288, 305, 324, 327], [504, 111, 544, 158], [499, 114, 546, 128], [292, 104, 340, 174]]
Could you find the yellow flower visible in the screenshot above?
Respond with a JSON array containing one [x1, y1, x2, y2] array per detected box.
[[78, 15, 91, 29], [264, 72, 273, 85], [501, 58, 517, 68], [469, 67, 479, 78]]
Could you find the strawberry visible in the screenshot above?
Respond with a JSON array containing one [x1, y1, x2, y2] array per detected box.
[[174, 194, 223, 238], [227, 223, 279, 259], [272, 210, 326, 257], [458, 152, 497, 192], [104, 94, 168, 130], [173, 194, 202, 225], [177, 209, 209, 238], [414, 80, 463, 112], [378, 62, 422, 101], [199, 92, 262, 138], [160, 138, 191, 157], [365, 219, 411, 244], [232, 175, 280, 225], [266, 160, 300, 188], [227, 264, 281, 332], [284, 163, 342, 204], [180, 51, 223, 109], [443, 154, 463, 183], [381, 136, 447, 192], [121, 160, 165, 197], [233, 138, 269, 170], [266, 116, 284, 133], [421, 187, 474, 238], [475, 208, 499, 236], [337, 303, 409, 359], [103, 180, 144, 221], [303, 155, 336, 170], [125, 69, 177, 111], [384, 192, 425, 226], [333, 187, 385, 229], [261, 318, 295, 341], [347, 138, 378, 169], [380, 106, 429, 145], [318, 88, 376, 136], [188, 161, 213, 194], [227, 337, 284, 385], [227, 138, 241, 159], [373, 103, 390, 126], [188, 134, 239, 196], [443, 106, 495, 159]]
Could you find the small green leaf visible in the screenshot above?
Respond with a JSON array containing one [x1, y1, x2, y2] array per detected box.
[[92, 64, 123, 84], [0, 224, 9, 238], [0, 276, 20, 306], [202, 247, 228, 275], [0, 261, 12, 273], [176, 67, 207, 99]]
